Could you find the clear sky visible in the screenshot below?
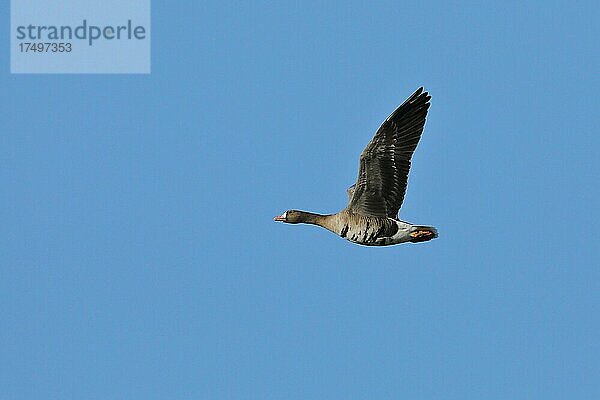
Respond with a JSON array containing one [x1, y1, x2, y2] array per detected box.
[[2, 1, 599, 399]]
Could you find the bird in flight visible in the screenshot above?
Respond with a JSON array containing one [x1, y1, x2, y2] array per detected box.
[[274, 87, 437, 246]]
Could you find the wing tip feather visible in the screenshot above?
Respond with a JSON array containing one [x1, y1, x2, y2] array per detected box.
[[385, 86, 431, 122]]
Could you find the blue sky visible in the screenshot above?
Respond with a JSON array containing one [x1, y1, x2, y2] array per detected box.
[[2, 1, 599, 399]]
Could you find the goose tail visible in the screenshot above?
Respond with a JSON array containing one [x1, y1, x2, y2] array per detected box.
[[409, 225, 438, 243]]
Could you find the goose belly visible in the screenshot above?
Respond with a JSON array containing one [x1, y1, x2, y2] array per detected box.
[[339, 218, 412, 246]]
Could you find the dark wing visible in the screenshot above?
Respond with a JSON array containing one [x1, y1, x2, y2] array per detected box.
[[346, 87, 431, 218]]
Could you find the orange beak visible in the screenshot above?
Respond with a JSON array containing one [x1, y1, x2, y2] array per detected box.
[[273, 215, 286, 222]]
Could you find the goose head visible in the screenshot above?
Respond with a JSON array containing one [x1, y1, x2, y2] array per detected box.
[[273, 210, 304, 224]]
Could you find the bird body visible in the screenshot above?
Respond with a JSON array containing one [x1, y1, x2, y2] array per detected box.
[[275, 87, 438, 247], [276, 210, 437, 246]]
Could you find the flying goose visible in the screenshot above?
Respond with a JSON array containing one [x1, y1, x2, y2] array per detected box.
[[274, 87, 437, 246]]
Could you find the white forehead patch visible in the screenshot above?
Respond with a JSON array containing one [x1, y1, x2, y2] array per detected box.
[[282, 211, 288, 218]]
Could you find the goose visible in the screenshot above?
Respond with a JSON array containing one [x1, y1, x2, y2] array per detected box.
[[274, 87, 437, 246]]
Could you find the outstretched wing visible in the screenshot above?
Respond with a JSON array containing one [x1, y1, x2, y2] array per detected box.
[[346, 87, 431, 218]]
